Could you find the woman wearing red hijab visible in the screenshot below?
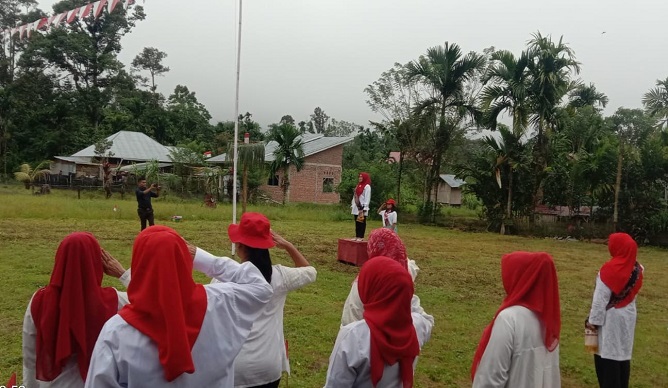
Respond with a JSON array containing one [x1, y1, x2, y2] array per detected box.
[[325, 256, 433, 388], [85, 226, 272, 387], [22, 232, 130, 388], [586, 233, 644, 388], [340, 228, 430, 327], [472, 252, 561, 388], [351, 172, 371, 241]]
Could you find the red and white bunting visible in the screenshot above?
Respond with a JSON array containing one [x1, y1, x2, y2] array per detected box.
[[2, 0, 137, 42], [108, 0, 122, 14], [93, 1, 108, 19], [67, 7, 81, 24]]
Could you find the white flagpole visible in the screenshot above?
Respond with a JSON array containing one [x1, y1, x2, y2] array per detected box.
[[231, 0, 243, 254]]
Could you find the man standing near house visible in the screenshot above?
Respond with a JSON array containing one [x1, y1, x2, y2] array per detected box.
[[136, 177, 160, 231]]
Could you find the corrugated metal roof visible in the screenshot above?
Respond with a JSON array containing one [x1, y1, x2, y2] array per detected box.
[[439, 174, 466, 188], [208, 134, 353, 164], [54, 156, 99, 165], [71, 131, 172, 162], [118, 162, 173, 172]]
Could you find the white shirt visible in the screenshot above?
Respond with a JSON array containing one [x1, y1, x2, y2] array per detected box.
[[351, 185, 371, 216], [232, 264, 317, 387], [84, 249, 273, 388], [22, 270, 131, 388], [340, 260, 430, 327], [472, 305, 560, 388], [324, 312, 433, 388], [378, 210, 397, 232], [588, 273, 640, 361]]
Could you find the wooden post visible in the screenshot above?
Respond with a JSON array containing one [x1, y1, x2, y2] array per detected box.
[[77, 186, 81, 199]]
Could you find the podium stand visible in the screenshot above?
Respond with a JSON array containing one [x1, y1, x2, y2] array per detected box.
[[337, 239, 369, 267]]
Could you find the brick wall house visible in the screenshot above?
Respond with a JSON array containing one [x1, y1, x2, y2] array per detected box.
[[261, 144, 345, 204]]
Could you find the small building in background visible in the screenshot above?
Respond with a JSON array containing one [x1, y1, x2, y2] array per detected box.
[[431, 174, 466, 206]]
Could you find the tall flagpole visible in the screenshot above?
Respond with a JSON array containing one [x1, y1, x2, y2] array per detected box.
[[231, 0, 243, 254]]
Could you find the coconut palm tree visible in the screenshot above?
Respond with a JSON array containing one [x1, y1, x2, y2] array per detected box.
[[642, 77, 668, 128], [482, 125, 528, 234], [267, 124, 304, 204], [568, 83, 609, 110], [481, 49, 532, 134], [230, 142, 265, 213], [406, 42, 486, 218], [14, 161, 51, 193]]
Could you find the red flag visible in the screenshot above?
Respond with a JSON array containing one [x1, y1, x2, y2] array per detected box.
[[55, 11, 68, 26], [124, 0, 136, 9], [108, 0, 121, 13], [67, 7, 81, 24], [18, 24, 26, 39]]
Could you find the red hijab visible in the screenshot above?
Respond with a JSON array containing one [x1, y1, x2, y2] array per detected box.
[[359, 256, 420, 388], [471, 252, 561, 380], [118, 226, 207, 382], [600, 233, 643, 307], [30, 232, 118, 382], [355, 172, 371, 196], [367, 228, 408, 271]]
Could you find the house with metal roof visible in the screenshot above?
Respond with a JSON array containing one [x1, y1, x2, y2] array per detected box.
[[209, 133, 354, 204], [431, 174, 467, 206], [51, 131, 174, 177]]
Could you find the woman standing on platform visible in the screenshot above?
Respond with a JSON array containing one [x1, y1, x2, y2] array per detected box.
[[351, 172, 371, 241]]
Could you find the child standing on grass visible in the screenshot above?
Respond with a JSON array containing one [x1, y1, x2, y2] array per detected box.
[[377, 199, 398, 233]]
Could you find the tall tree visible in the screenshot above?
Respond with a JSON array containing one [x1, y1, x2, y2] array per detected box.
[[310, 107, 329, 134], [568, 83, 609, 110], [608, 108, 656, 231], [642, 77, 668, 128], [279, 115, 295, 126], [526, 32, 580, 210], [267, 124, 304, 204], [166, 85, 213, 145], [406, 42, 486, 218], [131, 47, 170, 91]]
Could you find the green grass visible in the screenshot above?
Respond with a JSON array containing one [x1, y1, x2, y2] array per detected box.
[[1, 185, 667, 387]]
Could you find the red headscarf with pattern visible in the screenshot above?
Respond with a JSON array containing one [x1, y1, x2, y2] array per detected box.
[[355, 172, 371, 196], [367, 228, 408, 271], [600, 233, 643, 308], [359, 256, 420, 388]]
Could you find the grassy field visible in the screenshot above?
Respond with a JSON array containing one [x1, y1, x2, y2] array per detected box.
[[0, 185, 666, 387]]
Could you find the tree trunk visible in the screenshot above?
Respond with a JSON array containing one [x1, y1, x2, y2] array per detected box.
[[242, 164, 248, 214], [612, 143, 624, 232], [396, 150, 404, 204], [501, 166, 514, 235], [282, 167, 290, 205]]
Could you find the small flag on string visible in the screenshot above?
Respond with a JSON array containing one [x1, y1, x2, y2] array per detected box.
[[81, 3, 94, 19], [108, 0, 122, 13], [93, 0, 108, 19], [67, 7, 81, 24]]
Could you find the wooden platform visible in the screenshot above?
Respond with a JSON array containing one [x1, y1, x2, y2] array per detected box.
[[337, 238, 369, 267]]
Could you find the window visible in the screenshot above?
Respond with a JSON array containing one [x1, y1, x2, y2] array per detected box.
[[268, 175, 279, 186], [323, 177, 334, 193]]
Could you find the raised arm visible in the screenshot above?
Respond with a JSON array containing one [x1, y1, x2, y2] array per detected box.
[[272, 231, 310, 267]]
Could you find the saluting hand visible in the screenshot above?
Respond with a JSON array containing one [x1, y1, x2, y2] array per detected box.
[[271, 230, 292, 250], [101, 248, 126, 278]]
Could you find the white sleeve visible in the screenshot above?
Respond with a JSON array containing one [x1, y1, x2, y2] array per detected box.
[[274, 265, 317, 293], [412, 311, 434, 347], [410, 294, 434, 327], [340, 280, 364, 326], [472, 312, 514, 388], [84, 329, 123, 388], [588, 274, 611, 326], [362, 185, 371, 210], [22, 297, 38, 388], [408, 259, 419, 281], [116, 290, 129, 309], [118, 269, 131, 288], [324, 327, 360, 388]]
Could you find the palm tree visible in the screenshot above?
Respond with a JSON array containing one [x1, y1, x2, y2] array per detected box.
[[642, 77, 668, 128], [267, 124, 305, 204], [14, 161, 51, 193], [482, 125, 527, 234], [230, 142, 265, 213], [568, 83, 609, 110], [481, 49, 532, 134], [525, 32, 580, 213], [406, 42, 486, 218]]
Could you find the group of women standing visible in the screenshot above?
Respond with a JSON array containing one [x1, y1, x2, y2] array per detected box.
[[18, 204, 644, 387]]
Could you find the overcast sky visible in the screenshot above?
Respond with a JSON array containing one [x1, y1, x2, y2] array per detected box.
[[35, 0, 668, 128]]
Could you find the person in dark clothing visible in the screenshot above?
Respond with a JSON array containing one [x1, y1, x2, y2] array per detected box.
[[136, 177, 160, 231]]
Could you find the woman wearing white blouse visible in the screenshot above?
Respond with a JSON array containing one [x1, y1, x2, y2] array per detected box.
[[586, 233, 644, 388], [221, 212, 317, 388], [23, 232, 130, 388], [351, 172, 371, 241]]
